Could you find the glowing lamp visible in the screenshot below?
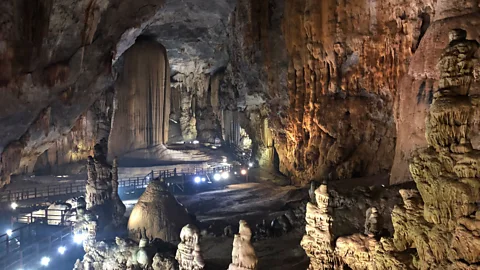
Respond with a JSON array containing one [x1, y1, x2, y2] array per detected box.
[[11, 202, 18, 210], [58, 246, 66, 255], [73, 233, 87, 244], [40, 257, 50, 266], [213, 173, 221, 181]]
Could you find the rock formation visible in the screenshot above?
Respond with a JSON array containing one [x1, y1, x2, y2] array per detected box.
[[300, 28, 480, 270], [228, 220, 257, 270], [364, 207, 381, 237], [73, 236, 177, 270], [128, 180, 193, 243], [394, 28, 480, 269], [85, 145, 125, 229], [108, 38, 171, 158], [300, 184, 335, 269], [175, 224, 205, 270]]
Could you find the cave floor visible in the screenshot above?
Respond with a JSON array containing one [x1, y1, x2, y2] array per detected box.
[[177, 182, 309, 270], [123, 181, 309, 269]]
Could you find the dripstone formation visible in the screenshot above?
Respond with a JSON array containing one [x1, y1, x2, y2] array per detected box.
[[73, 236, 177, 270], [228, 220, 258, 270], [128, 180, 193, 243], [176, 224, 205, 270], [396, 28, 480, 269], [85, 144, 126, 229], [300, 184, 335, 269], [300, 29, 480, 270]]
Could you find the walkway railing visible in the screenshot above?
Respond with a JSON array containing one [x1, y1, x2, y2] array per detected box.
[[0, 223, 73, 270], [0, 165, 232, 270], [0, 166, 232, 203]]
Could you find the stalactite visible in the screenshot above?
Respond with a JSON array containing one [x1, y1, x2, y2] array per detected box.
[[109, 39, 171, 158]]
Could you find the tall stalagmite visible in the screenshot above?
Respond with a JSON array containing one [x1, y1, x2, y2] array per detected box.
[[109, 39, 171, 158]]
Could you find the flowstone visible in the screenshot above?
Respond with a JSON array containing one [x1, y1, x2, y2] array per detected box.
[[228, 220, 258, 270], [128, 180, 193, 243]]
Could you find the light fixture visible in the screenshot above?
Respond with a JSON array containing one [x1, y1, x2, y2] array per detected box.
[[58, 246, 66, 255], [193, 140, 199, 144], [248, 162, 253, 168], [73, 233, 87, 244], [241, 169, 247, 175], [6, 229, 13, 237], [234, 172, 237, 175], [222, 158, 227, 163], [213, 173, 221, 181], [11, 202, 18, 210], [202, 177, 206, 182], [40, 256, 50, 266], [242, 153, 245, 156], [194, 176, 201, 184], [221, 171, 229, 179]]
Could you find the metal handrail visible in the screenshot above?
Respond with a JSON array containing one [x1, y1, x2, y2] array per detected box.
[[0, 224, 73, 270], [0, 165, 232, 203]]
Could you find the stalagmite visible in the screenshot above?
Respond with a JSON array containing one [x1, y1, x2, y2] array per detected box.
[[175, 224, 205, 270], [228, 220, 258, 270], [300, 184, 335, 269], [398, 28, 480, 269], [364, 207, 381, 236], [83, 144, 126, 232], [109, 39, 171, 158]]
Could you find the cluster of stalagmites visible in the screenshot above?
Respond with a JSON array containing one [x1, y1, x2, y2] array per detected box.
[[74, 220, 258, 270], [300, 29, 480, 270], [75, 175, 258, 270]]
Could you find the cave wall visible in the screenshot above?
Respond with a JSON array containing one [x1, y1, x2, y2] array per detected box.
[[108, 39, 171, 159], [225, 0, 289, 170], [33, 89, 114, 175], [171, 70, 224, 143], [0, 0, 166, 187], [227, 0, 439, 184]]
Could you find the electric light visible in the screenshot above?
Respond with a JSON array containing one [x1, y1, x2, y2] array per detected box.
[[194, 176, 201, 183], [221, 171, 229, 180], [40, 256, 50, 266], [242, 153, 245, 156], [213, 173, 221, 181], [192, 140, 199, 144], [73, 233, 87, 244], [241, 169, 247, 175], [248, 162, 253, 168], [6, 229, 13, 237], [202, 177, 206, 182], [234, 172, 237, 175], [223, 158, 227, 163], [11, 202, 18, 210], [58, 246, 66, 255]]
